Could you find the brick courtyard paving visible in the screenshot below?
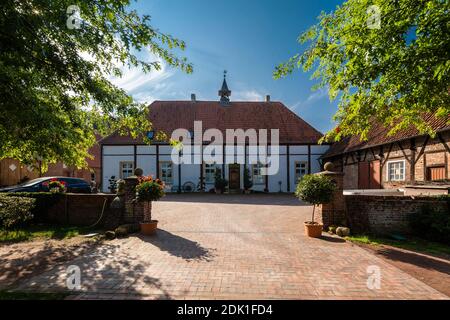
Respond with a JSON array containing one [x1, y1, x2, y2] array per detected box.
[[10, 194, 449, 299]]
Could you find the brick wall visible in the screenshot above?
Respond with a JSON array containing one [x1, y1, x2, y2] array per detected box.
[[345, 195, 449, 234], [315, 171, 346, 228], [47, 193, 121, 226]]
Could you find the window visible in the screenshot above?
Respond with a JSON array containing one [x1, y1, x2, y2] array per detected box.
[[427, 166, 446, 181], [159, 161, 173, 184], [387, 160, 405, 181], [252, 162, 265, 184], [120, 161, 134, 179], [204, 163, 220, 183], [295, 161, 308, 182]]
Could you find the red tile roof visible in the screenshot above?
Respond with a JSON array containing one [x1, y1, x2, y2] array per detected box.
[[101, 101, 323, 145], [323, 114, 450, 158]]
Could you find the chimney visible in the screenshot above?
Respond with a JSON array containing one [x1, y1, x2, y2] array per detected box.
[[191, 93, 196, 102], [265, 95, 271, 102]]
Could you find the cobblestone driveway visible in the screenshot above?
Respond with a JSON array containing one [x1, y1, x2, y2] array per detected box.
[[15, 194, 448, 299]]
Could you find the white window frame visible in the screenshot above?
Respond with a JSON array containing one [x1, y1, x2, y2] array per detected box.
[[159, 161, 173, 185], [294, 161, 308, 183], [204, 162, 220, 184], [386, 159, 406, 182], [252, 162, 265, 185], [119, 161, 134, 179]]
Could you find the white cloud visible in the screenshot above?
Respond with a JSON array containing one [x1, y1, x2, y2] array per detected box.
[[233, 90, 264, 101], [291, 86, 329, 111], [109, 57, 174, 93], [102, 48, 176, 103]]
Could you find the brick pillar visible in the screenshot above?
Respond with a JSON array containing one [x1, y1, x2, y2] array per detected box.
[[315, 163, 346, 229], [123, 169, 146, 223]]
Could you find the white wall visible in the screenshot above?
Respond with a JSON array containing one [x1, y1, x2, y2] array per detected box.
[[101, 144, 330, 193], [102, 155, 134, 192]]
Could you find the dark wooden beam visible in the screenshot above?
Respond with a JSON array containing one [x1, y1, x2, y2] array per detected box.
[[286, 145, 290, 192], [133, 145, 137, 170], [307, 145, 312, 174], [381, 143, 394, 168], [415, 136, 429, 163], [178, 151, 182, 193], [410, 138, 416, 182], [156, 144, 160, 179], [437, 133, 450, 153]]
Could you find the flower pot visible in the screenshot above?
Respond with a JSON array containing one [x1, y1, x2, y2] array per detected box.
[[304, 222, 323, 238], [140, 220, 158, 235], [244, 189, 251, 194]]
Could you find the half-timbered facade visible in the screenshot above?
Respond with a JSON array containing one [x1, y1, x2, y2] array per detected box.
[[321, 115, 450, 189]]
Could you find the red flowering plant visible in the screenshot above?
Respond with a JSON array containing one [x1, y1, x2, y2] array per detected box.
[[135, 176, 165, 223], [42, 178, 66, 193]]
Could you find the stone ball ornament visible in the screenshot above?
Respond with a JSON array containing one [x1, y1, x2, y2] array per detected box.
[[324, 162, 334, 171], [134, 167, 144, 176]]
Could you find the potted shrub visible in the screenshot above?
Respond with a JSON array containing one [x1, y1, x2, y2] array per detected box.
[[243, 166, 253, 194], [295, 174, 336, 238], [135, 176, 165, 235], [214, 169, 228, 194], [43, 178, 66, 193]]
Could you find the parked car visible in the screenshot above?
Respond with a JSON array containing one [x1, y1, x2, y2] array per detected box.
[[0, 177, 91, 193]]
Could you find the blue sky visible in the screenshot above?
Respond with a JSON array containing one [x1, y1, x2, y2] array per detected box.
[[116, 0, 345, 134]]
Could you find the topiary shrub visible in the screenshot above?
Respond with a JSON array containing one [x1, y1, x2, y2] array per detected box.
[[214, 169, 228, 192], [243, 166, 253, 191], [0, 194, 36, 228], [295, 174, 336, 224], [409, 203, 450, 244]]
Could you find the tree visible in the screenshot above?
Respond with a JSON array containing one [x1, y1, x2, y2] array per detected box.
[[243, 166, 253, 190], [274, 0, 449, 142], [295, 174, 336, 224], [0, 0, 192, 171]]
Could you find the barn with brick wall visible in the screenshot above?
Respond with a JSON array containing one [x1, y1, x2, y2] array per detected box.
[[321, 114, 450, 190]]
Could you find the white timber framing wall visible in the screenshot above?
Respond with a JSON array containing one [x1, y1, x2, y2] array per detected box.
[[101, 143, 330, 193]]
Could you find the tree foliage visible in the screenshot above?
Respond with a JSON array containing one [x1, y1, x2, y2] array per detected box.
[[0, 0, 192, 171], [295, 174, 336, 206], [274, 0, 449, 142]]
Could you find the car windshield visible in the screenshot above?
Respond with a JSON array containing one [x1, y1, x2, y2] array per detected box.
[[18, 177, 50, 187]]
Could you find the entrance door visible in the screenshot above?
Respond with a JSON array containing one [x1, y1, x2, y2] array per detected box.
[[358, 160, 381, 189], [228, 164, 240, 190], [358, 162, 370, 189], [369, 160, 381, 188]]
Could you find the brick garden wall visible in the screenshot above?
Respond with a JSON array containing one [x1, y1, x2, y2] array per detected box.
[[46, 193, 120, 226], [345, 195, 449, 234]]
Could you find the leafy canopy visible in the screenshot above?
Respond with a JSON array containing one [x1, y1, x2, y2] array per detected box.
[[295, 174, 336, 206], [0, 0, 192, 171], [274, 0, 449, 142]]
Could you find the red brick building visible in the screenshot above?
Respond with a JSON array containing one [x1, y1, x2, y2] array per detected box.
[[321, 115, 450, 190], [0, 136, 102, 188]]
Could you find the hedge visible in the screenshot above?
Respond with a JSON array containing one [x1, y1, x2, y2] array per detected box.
[[0, 194, 36, 228], [5, 192, 62, 223], [409, 198, 450, 245]]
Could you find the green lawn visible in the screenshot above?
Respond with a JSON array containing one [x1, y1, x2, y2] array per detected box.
[[0, 225, 92, 243], [346, 234, 450, 257], [0, 290, 68, 300]]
